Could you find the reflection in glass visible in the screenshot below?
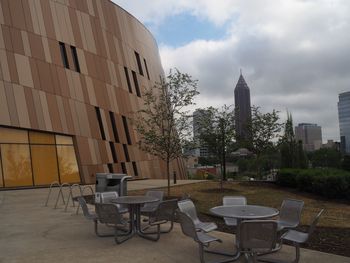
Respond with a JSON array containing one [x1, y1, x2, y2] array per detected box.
[[29, 131, 55, 144], [55, 135, 73, 145], [0, 127, 28, 143], [57, 146, 80, 183], [1, 144, 33, 187], [31, 145, 59, 185]]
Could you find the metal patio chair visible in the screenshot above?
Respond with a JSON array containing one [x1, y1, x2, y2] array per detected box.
[[77, 196, 104, 237], [140, 190, 164, 215], [178, 199, 217, 233], [222, 196, 247, 227], [95, 203, 132, 244], [99, 191, 129, 213], [239, 220, 278, 263], [277, 199, 304, 232], [141, 199, 178, 240], [178, 211, 223, 263], [279, 209, 325, 263]]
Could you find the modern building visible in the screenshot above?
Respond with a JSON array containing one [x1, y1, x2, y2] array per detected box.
[[192, 109, 210, 157], [295, 123, 322, 152], [0, 0, 185, 189], [338, 92, 350, 154], [234, 71, 251, 143]]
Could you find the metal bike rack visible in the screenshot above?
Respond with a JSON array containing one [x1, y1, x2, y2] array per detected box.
[[44, 181, 61, 207], [76, 185, 94, 214], [54, 183, 70, 209], [64, 184, 83, 212]]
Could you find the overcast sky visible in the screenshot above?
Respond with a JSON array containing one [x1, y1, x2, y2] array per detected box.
[[113, 0, 350, 142]]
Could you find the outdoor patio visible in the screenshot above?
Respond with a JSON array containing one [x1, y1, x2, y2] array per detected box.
[[0, 180, 348, 263]]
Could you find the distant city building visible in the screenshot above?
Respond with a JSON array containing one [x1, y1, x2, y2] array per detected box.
[[338, 92, 350, 154], [193, 109, 210, 157], [322, 140, 340, 151], [295, 123, 322, 152], [234, 71, 252, 143]]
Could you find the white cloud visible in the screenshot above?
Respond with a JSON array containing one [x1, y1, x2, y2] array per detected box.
[[113, 0, 350, 141]]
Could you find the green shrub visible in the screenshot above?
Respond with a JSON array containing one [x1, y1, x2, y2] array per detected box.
[[276, 168, 350, 200]]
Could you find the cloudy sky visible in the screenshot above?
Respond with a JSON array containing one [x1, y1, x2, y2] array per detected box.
[[113, 0, 350, 142]]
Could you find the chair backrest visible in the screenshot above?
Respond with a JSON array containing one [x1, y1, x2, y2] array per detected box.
[[100, 191, 119, 203], [223, 196, 247, 206], [154, 199, 178, 221], [178, 211, 199, 242], [95, 203, 123, 225], [77, 196, 94, 219], [307, 209, 324, 237], [279, 199, 304, 227], [240, 220, 277, 251], [143, 190, 164, 209], [177, 199, 200, 225]]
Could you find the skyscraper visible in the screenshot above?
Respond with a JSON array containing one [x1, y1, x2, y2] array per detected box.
[[295, 123, 322, 152], [338, 92, 350, 154], [234, 71, 252, 143], [193, 109, 210, 157]]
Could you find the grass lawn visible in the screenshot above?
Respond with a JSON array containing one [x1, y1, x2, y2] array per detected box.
[[130, 181, 350, 257]]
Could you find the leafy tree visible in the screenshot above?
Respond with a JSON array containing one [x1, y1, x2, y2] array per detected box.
[[248, 106, 283, 176], [310, 148, 341, 168], [196, 105, 235, 185], [279, 113, 307, 169], [135, 68, 199, 195], [341, 155, 350, 171]]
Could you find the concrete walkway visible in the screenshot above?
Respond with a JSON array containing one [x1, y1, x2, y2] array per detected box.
[[0, 180, 348, 263]]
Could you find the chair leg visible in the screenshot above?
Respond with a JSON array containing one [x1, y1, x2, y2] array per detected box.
[[94, 220, 114, 237], [199, 244, 205, 263], [114, 227, 133, 244]]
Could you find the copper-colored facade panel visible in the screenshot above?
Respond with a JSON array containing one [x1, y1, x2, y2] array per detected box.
[[0, 0, 12, 26], [10, 28, 24, 55], [21, 0, 34, 33], [0, 81, 11, 125], [12, 84, 30, 128], [46, 93, 62, 132], [14, 53, 33, 88], [28, 32, 45, 61], [4, 82, 20, 126], [6, 51, 19, 84], [31, 88, 46, 130], [8, 0, 26, 31], [36, 60, 54, 94], [0, 0, 186, 189], [2, 25, 13, 51]]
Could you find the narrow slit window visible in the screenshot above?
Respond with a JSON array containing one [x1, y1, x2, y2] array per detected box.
[[123, 144, 130, 162], [132, 162, 138, 176], [143, 58, 150, 80], [95, 107, 106, 140], [122, 116, 132, 145], [134, 51, 143, 76], [59, 42, 69, 69], [70, 46, 80, 73], [109, 111, 120, 143], [121, 162, 127, 174], [109, 142, 118, 163], [124, 67, 133, 93], [132, 71, 141, 97], [107, 163, 113, 173]]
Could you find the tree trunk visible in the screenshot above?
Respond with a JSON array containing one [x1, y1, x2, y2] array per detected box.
[[166, 157, 170, 196]]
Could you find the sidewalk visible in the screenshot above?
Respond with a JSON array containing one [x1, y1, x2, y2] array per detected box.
[[0, 180, 348, 263]]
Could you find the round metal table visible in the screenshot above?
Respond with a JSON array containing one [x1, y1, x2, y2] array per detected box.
[[208, 205, 279, 262], [113, 196, 159, 241]]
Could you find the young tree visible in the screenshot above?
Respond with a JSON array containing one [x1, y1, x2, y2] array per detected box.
[[196, 105, 235, 186], [248, 106, 283, 176], [135, 68, 199, 196]]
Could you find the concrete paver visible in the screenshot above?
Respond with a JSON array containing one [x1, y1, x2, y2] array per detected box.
[[0, 181, 349, 263]]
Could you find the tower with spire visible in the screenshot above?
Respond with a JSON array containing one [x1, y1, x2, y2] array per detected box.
[[234, 70, 252, 144]]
